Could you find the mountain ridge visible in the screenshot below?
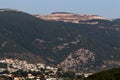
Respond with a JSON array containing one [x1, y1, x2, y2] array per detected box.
[[0, 10, 120, 72]]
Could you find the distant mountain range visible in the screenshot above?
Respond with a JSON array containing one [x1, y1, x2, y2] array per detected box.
[[0, 9, 120, 72]]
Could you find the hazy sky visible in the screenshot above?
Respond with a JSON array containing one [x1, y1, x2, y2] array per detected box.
[[0, 0, 119, 18]]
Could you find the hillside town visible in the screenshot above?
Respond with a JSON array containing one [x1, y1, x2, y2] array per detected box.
[[0, 58, 93, 80]]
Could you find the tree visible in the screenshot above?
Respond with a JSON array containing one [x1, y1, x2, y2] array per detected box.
[[63, 71, 75, 78]]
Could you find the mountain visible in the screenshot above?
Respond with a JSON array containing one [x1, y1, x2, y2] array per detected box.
[[34, 12, 107, 23], [0, 9, 120, 72]]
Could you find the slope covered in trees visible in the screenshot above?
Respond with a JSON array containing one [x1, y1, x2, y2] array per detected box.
[[84, 68, 120, 80]]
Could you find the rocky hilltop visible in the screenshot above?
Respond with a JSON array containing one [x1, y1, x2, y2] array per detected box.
[[35, 12, 107, 23]]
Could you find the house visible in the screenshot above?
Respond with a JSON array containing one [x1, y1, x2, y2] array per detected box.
[[35, 75, 41, 80], [84, 73, 93, 78], [14, 77, 25, 80], [27, 73, 35, 79], [46, 78, 57, 80]]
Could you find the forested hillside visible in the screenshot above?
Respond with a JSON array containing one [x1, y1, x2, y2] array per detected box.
[[84, 68, 120, 80]]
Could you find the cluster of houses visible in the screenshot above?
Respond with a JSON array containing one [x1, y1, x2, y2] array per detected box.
[[0, 59, 57, 73], [1, 73, 57, 80], [0, 59, 58, 80], [0, 58, 93, 80]]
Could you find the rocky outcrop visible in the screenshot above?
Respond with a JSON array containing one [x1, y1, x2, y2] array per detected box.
[[58, 48, 95, 72], [35, 12, 107, 23]]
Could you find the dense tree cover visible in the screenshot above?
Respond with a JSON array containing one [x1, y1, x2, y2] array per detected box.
[[84, 68, 120, 80], [12, 70, 28, 77], [62, 71, 75, 78], [0, 10, 120, 69], [0, 63, 7, 68]]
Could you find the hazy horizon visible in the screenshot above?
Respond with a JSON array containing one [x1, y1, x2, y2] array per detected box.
[[0, 0, 120, 19]]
